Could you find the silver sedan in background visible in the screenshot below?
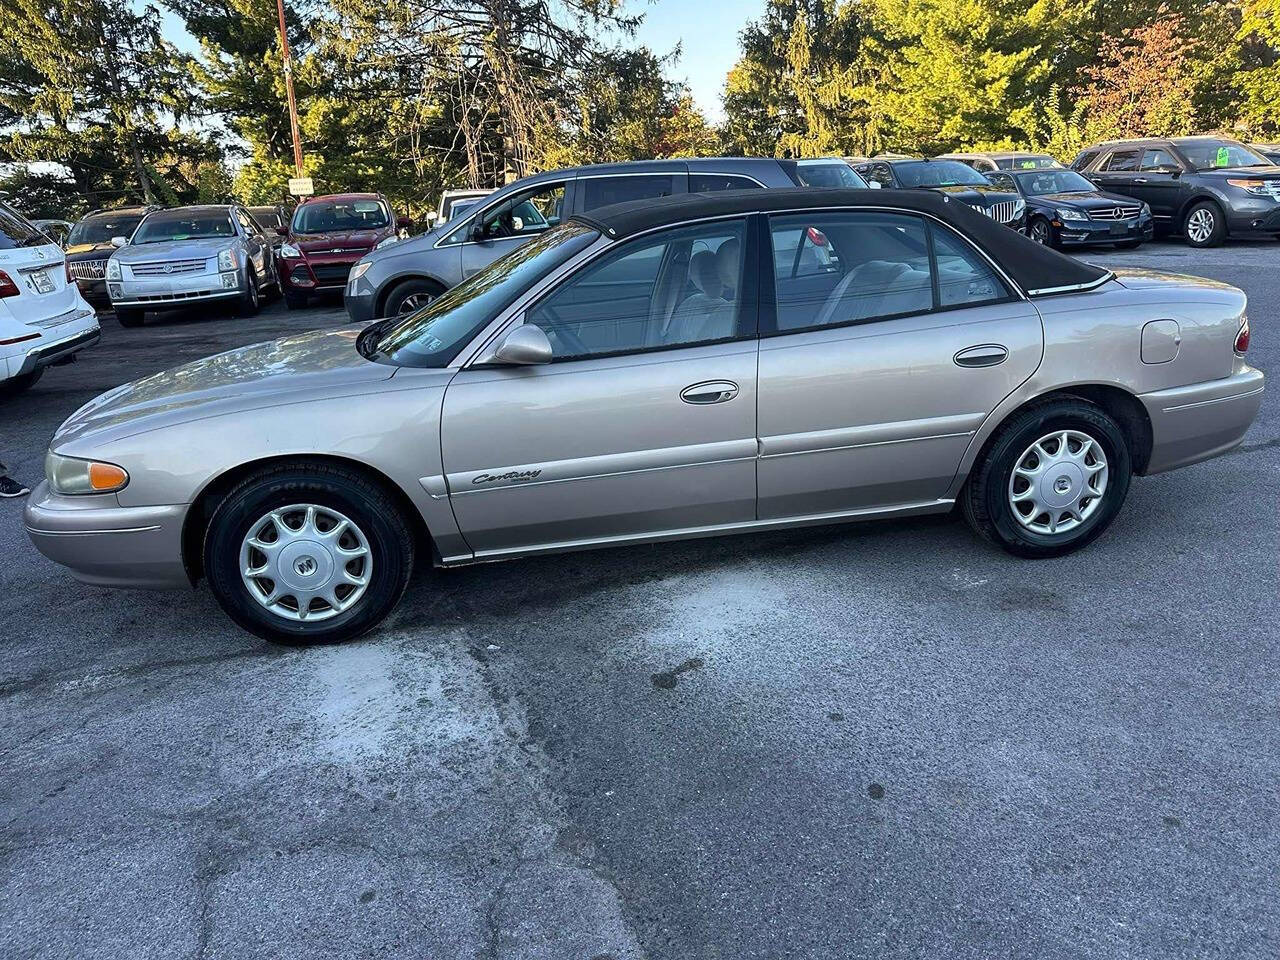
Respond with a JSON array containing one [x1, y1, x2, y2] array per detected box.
[[26, 189, 1263, 645], [106, 205, 278, 327]]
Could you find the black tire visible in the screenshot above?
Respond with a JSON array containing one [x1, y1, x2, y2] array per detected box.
[[1114, 239, 1143, 249], [382, 277, 443, 317], [203, 462, 415, 645], [116, 307, 144, 328], [0, 368, 42, 398], [1028, 216, 1057, 248], [961, 399, 1132, 558], [1182, 200, 1226, 248], [284, 290, 309, 311], [237, 267, 262, 317]]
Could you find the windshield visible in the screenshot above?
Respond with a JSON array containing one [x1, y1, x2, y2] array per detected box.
[[375, 222, 599, 367], [133, 211, 234, 244], [445, 197, 484, 219], [895, 161, 991, 188], [249, 207, 285, 230], [1177, 140, 1269, 170], [794, 162, 868, 189], [1003, 155, 1059, 170], [293, 199, 389, 234], [0, 202, 52, 249], [68, 213, 145, 246], [1015, 170, 1096, 195]]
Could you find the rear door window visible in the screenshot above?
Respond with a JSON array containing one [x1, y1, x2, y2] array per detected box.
[[1102, 150, 1140, 172], [0, 203, 47, 250], [690, 174, 764, 192], [581, 175, 681, 211]]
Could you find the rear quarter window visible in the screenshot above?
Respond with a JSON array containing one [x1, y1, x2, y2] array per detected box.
[[581, 175, 680, 210]]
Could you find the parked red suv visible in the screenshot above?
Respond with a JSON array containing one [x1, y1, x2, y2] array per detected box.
[[277, 193, 406, 309]]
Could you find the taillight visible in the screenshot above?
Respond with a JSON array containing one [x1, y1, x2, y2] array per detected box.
[[806, 226, 828, 247], [1235, 316, 1250, 354], [0, 270, 19, 299]]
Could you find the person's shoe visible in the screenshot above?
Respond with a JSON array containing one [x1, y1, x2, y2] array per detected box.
[[0, 476, 30, 498]]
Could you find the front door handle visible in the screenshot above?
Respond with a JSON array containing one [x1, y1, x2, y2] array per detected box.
[[954, 344, 1008, 368], [1134, 177, 1148, 183], [680, 380, 739, 404]]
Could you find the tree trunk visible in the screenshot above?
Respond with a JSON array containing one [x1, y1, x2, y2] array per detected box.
[[94, 2, 154, 204]]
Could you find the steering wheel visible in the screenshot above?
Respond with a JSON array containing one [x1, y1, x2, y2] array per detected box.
[[536, 306, 590, 357]]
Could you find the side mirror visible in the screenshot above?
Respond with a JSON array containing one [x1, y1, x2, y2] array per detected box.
[[110, 236, 127, 248], [867, 180, 882, 189], [491, 323, 552, 365]]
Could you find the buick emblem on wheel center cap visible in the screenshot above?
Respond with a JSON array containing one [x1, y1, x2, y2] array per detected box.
[[295, 556, 317, 577], [1054, 477, 1072, 494]]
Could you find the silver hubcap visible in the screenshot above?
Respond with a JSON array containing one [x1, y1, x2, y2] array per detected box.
[[398, 292, 435, 314], [1187, 208, 1214, 243], [1007, 430, 1109, 536], [239, 504, 372, 622]]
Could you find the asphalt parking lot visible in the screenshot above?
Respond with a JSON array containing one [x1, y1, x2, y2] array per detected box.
[[2, 239, 1278, 960]]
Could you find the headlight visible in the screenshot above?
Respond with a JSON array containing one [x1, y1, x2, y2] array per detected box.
[[279, 242, 301, 258], [1014, 198, 1026, 216], [45, 451, 129, 495], [349, 261, 372, 283], [374, 236, 399, 250], [106, 259, 121, 280], [1141, 202, 1152, 216], [1226, 178, 1274, 197], [217, 248, 237, 271], [1056, 207, 1089, 221]]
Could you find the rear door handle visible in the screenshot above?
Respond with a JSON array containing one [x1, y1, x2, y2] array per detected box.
[[954, 344, 1008, 368], [1134, 177, 1148, 183], [680, 380, 739, 404]]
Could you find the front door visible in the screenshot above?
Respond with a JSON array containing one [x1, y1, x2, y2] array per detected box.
[[756, 210, 1043, 519], [441, 216, 759, 556], [459, 180, 570, 279], [1132, 147, 1187, 221]]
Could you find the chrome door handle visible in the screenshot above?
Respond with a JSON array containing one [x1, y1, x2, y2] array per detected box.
[[1134, 177, 1148, 183], [954, 344, 1008, 368], [680, 380, 739, 404]]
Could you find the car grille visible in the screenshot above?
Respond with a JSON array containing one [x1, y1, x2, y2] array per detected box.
[[130, 258, 207, 277], [68, 259, 107, 280], [310, 263, 353, 284], [976, 200, 1020, 224], [1090, 203, 1143, 221], [130, 290, 218, 303]]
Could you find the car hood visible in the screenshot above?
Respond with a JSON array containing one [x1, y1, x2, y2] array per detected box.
[[1199, 165, 1280, 178], [927, 184, 1020, 204], [66, 242, 118, 259], [360, 224, 447, 266], [1036, 191, 1140, 209], [291, 228, 389, 255], [53, 326, 397, 449], [115, 239, 229, 262]]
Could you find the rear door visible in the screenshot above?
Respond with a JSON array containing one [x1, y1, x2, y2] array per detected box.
[[756, 209, 1042, 518], [441, 216, 759, 556]]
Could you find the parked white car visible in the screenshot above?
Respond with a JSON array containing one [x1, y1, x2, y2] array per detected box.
[[0, 201, 100, 397]]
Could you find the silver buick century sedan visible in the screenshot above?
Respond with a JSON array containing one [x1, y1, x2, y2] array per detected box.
[[106, 205, 278, 327], [27, 189, 1263, 644]]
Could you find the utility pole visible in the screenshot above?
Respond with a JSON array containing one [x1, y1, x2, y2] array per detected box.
[[275, 0, 305, 178]]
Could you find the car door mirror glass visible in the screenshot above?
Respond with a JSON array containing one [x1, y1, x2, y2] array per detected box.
[[492, 323, 553, 365]]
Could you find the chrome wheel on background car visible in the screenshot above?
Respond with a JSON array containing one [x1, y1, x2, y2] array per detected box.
[[397, 291, 435, 314], [1007, 430, 1109, 536], [239, 504, 372, 622], [1184, 202, 1224, 248], [1029, 218, 1053, 246]]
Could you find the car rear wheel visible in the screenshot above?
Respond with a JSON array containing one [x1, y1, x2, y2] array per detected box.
[[203, 462, 415, 644], [383, 278, 443, 317], [1028, 217, 1056, 247], [961, 399, 1132, 558], [1183, 201, 1225, 247], [238, 267, 262, 317], [116, 308, 144, 328]]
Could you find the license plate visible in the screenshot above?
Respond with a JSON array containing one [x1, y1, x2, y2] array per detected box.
[[28, 269, 55, 294], [1109, 221, 1127, 236]]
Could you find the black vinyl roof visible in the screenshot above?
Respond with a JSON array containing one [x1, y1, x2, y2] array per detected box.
[[572, 187, 1111, 297]]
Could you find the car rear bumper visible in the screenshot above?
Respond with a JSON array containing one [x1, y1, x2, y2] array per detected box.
[[14, 325, 101, 376], [1140, 366, 1265, 474], [23, 482, 191, 589]]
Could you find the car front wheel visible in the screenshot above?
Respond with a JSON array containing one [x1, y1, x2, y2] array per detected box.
[[203, 462, 415, 644], [238, 266, 262, 317], [1028, 217, 1056, 247], [961, 399, 1132, 558], [383, 278, 443, 317], [1183, 201, 1225, 247]]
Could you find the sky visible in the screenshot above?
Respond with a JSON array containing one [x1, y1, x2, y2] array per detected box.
[[160, 0, 761, 125]]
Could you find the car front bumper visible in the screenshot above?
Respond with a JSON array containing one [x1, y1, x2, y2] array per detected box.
[[109, 269, 244, 311], [24, 483, 191, 589], [1140, 366, 1265, 474], [73, 278, 112, 307], [344, 280, 377, 323], [281, 255, 363, 294], [1225, 198, 1280, 234], [1057, 216, 1155, 246]]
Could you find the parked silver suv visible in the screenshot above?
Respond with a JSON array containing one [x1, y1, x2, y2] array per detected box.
[[107, 205, 278, 327], [345, 157, 867, 321]]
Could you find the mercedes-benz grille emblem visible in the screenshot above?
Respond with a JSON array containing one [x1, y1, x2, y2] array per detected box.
[[163, 263, 173, 274], [1114, 207, 1124, 220]]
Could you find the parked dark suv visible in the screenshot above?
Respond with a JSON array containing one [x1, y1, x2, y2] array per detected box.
[[64, 205, 157, 308], [852, 158, 1027, 232], [1070, 136, 1280, 247], [344, 157, 867, 321]]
